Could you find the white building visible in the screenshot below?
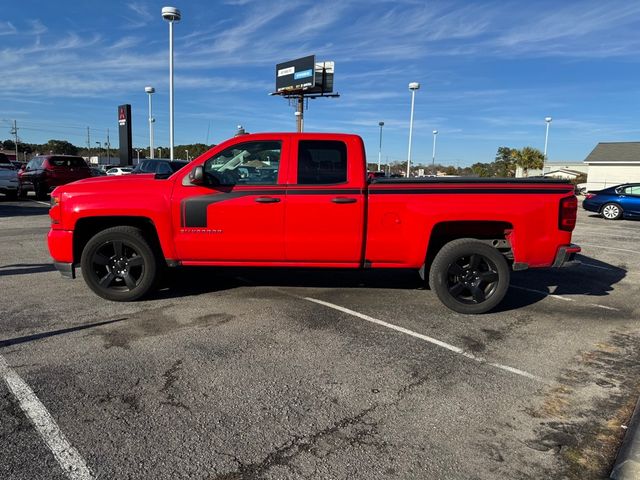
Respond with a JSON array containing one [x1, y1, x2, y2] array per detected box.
[[515, 161, 588, 178], [583, 142, 640, 191]]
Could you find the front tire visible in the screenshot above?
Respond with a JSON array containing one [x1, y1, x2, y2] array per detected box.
[[601, 203, 622, 220], [429, 238, 510, 314], [80, 226, 159, 301]]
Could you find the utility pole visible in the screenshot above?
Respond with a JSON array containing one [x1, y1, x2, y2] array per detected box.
[[106, 128, 111, 165], [10, 120, 18, 162], [86, 126, 91, 151]]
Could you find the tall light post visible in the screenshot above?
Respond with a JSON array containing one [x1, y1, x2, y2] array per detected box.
[[162, 6, 181, 160], [431, 129, 438, 171], [543, 116, 552, 176], [406, 82, 420, 177], [377, 121, 384, 172], [145, 86, 155, 159]]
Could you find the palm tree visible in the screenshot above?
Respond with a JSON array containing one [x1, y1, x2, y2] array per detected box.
[[513, 146, 544, 177]]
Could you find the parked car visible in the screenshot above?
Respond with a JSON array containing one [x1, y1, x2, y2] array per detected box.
[[90, 168, 107, 177], [106, 167, 133, 176], [0, 153, 19, 199], [18, 155, 91, 200], [582, 183, 640, 220], [131, 159, 188, 175], [48, 132, 579, 314]]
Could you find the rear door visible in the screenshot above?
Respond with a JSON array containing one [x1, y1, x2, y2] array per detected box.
[[284, 137, 366, 264], [171, 136, 289, 262]]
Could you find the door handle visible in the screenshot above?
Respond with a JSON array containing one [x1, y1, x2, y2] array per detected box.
[[331, 197, 357, 204], [255, 196, 281, 203]]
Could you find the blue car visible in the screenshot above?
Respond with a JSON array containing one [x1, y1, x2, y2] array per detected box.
[[582, 183, 640, 220]]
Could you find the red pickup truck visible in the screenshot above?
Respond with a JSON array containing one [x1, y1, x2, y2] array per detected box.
[[48, 133, 579, 314]]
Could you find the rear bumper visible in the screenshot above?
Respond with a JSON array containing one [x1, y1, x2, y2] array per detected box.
[[552, 244, 581, 268], [54, 261, 76, 279]]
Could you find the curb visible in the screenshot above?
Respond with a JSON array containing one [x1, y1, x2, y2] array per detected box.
[[611, 394, 640, 479]]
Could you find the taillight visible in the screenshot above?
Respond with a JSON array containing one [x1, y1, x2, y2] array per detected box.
[[585, 193, 595, 200], [559, 196, 577, 231]]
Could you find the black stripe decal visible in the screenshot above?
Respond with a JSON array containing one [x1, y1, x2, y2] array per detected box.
[[181, 188, 364, 227], [369, 188, 573, 195], [182, 190, 286, 227]]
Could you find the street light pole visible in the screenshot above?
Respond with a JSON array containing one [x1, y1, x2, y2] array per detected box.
[[432, 129, 438, 171], [162, 7, 181, 160], [406, 82, 420, 178], [145, 86, 155, 159], [543, 116, 552, 176], [377, 121, 384, 172]]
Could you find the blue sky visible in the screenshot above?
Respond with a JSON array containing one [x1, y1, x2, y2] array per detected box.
[[1, 0, 640, 166]]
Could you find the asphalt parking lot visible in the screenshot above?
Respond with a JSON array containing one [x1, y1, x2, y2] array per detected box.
[[1, 196, 639, 480]]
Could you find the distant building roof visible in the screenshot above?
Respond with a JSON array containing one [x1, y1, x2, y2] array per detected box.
[[584, 142, 640, 163]]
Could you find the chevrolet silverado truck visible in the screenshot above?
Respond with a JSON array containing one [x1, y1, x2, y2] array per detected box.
[[47, 133, 580, 314]]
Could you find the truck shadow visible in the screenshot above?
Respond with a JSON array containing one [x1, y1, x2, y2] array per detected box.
[[498, 254, 626, 312], [154, 254, 625, 313]]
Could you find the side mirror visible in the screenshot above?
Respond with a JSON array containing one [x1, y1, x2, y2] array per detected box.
[[189, 165, 204, 185]]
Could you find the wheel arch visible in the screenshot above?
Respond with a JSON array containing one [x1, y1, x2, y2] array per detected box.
[[421, 220, 514, 279], [73, 216, 165, 265]]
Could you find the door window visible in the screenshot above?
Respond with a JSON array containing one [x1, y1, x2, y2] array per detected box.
[[297, 140, 347, 185], [203, 141, 281, 186], [623, 185, 640, 196]]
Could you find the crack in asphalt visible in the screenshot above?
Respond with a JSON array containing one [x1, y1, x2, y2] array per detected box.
[[211, 368, 438, 479]]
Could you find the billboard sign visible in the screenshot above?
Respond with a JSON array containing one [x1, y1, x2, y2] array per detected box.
[[117, 104, 133, 166], [276, 55, 316, 92]]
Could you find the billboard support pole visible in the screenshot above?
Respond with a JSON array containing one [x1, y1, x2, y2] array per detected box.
[[296, 95, 304, 132]]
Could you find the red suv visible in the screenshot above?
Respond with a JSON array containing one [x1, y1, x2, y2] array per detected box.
[[18, 155, 91, 200]]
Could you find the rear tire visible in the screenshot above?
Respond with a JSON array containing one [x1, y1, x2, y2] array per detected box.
[[80, 226, 159, 301], [601, 203, 622, 220], [429, 238, 510, 314], [34, 181, 48, 200]]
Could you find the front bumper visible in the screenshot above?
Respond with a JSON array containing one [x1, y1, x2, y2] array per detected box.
[[552, 244, 581, 268], [47, 229, 75, 278]]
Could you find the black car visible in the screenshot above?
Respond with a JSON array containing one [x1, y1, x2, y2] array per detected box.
[[131, 159, 188, 175]]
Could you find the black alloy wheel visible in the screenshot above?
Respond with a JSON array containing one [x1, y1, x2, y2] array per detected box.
[[80, 226, 159, 301], [429, 238, 510, 314]]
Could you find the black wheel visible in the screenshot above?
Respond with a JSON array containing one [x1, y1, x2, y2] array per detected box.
[[4, 190, 18, 200], [429, 238, 510, 314], [80, 226, 159, 301], [34, 181, 48, 200], [601, 203, 622, 220]]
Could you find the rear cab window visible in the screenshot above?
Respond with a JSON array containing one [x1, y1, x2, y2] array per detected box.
[[297, 140, 347, 185]]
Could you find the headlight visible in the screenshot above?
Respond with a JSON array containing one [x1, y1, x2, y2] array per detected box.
[[50, 195, 60, 208]]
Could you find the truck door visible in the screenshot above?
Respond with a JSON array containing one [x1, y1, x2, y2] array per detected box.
[[171, 138, 288, 262], [284, 139, 365, 264]]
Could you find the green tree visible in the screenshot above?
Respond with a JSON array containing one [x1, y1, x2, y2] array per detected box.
[[471, 162, 490, 177], [43, 139, 78, 155], [513, 146, 544, 177], [494, 147, 516, 177]]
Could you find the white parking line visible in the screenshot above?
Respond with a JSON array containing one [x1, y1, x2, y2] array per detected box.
[[30, 200, 50, 207], [510, 285, 620, 311], [0, 355, 94, 480], [303, 297, 544, 383]]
